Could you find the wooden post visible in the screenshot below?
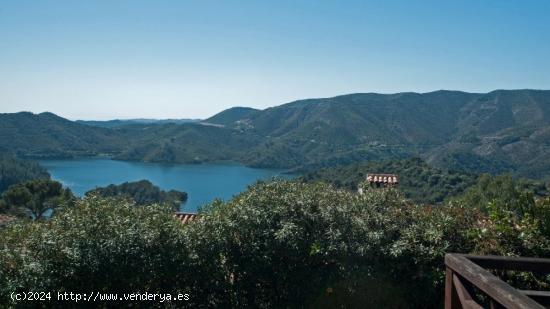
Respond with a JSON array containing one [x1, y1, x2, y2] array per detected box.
[[445, 267, 459, 309]]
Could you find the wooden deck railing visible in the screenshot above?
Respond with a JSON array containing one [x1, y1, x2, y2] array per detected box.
[[445, 254, 550, 309]]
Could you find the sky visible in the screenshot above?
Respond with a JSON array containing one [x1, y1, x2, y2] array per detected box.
[[0, 0, 549, 120]]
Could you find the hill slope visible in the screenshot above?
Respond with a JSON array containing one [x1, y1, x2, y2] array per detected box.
[[0, 112, 125, 158], [426, 90, 550, 177], [205, 107, 259, 126], [236, 91, 483, 168], [113, 123, 260, 163]]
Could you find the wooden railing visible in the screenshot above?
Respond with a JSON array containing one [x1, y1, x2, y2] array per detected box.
[[445, 254, 550, 309]]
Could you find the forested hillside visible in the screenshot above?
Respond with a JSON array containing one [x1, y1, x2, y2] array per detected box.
[[427, 90, 550, 178], [0, 112, 125, 158], [301, 158, 477, 204], [2, 89, 550, 179], [112, 123, 260, 163]]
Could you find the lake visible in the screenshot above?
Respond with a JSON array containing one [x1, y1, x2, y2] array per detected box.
[[39, 159, 292, 212]]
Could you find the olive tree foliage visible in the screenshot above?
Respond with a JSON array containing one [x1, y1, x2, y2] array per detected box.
[[448, 174, 536, 212], [447, 174, 550, 256], [187, 182, 406, 307], [183, 180, 550, 308], [186, 182, 477, 308]]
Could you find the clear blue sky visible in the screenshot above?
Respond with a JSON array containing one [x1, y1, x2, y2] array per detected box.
[[0, 0, 549, 120]]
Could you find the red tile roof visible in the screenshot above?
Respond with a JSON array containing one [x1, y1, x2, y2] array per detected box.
[[174, 212, 197, 224], [0, 214, 16, 226]]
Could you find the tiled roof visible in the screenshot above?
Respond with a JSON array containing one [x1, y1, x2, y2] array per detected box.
[[366, 173, 399, 184], [0, 214, 16, 226], [174, 212, 197, 224]]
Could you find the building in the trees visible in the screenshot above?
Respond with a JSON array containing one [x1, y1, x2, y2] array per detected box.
[[0, 214, 16, 227], [366, 173, 399, 187], [358, 173, 399, 194]]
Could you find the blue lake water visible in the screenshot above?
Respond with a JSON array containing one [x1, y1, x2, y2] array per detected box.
[[39, 159, 292, 212]]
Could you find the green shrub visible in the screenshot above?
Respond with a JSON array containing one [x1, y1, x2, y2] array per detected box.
[[0, 196, 193, 307]]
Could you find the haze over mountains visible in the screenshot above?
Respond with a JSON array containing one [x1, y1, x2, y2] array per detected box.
[[76, 118, 199, 128], [2, 89, 550, 179]]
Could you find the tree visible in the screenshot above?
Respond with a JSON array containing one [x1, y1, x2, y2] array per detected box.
[[0, 179, 74, 220], [448, 174, 537, 214]]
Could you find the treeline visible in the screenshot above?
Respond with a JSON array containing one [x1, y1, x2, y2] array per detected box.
[[1, 177, 550, 308], [301, 157, 478, 204], [0, 179, 188, 220], [86, 179, 187, 210], [301, 157, 549, 204]]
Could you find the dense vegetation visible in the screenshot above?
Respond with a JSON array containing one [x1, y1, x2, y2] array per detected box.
[[448, 174, 549, 211], [0, 179, 74, 220], [0, 197, 188, 307], [86, 179, 187, 210], [1, 177, 549, 308], [3, 90, 550, 178], [0, 154, 50, 193], [301, 158, 477, 204]]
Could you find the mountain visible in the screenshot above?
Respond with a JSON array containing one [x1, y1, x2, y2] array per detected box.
[[204, 107, 259, 126], [77, 118, 199, 128], [0, 112, 257, 163], [208, 89, 550, 177], [235, 91, 483, 168], [426, 90, 550, 177], [2, 89, 550, 179]]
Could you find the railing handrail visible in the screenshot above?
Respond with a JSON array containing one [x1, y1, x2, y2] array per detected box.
[[445, 253, 546, 309], [465, 254, 550, 273]]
